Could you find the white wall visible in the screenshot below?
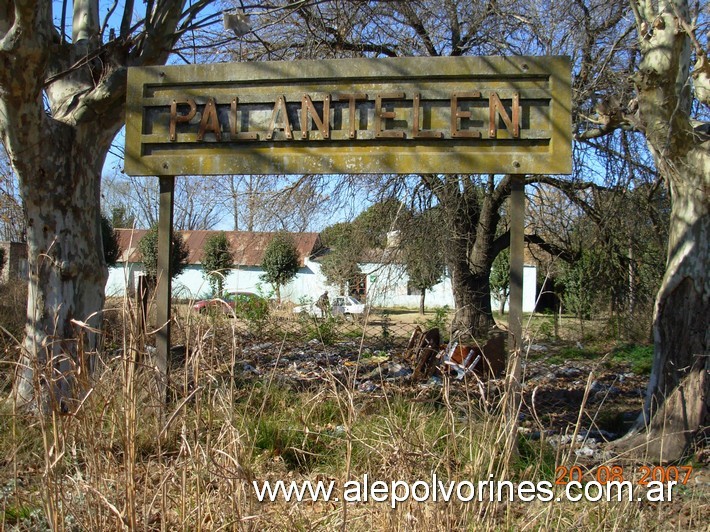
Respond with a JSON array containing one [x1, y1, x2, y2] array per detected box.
[[106, 261, 324, 303], [362, 263, 536, 312], [107, 260, 537, 312], [106, 262, 141, 297], [490, 265, 537, 313], [361, 262, 454, 308]]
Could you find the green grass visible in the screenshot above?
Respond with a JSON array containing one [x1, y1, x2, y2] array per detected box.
[[543, 346, 602, 364], [516, 434, 556, 481], [240, 386, 347, 472], [3, 505, 35, 525], [609, 343, 654, 375], [558, 346, 601, 360]]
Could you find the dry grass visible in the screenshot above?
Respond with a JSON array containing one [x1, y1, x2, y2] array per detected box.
[[0, 296, 707, 531]]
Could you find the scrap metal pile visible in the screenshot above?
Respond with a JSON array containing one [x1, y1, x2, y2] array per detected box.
[[403, 326, 507, 381]]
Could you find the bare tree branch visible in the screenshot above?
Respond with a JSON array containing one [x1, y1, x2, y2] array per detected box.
[[398, 3, 439, 56], [120, 0, 135, 38], [493, 230, 580, 263], [129, 0, 188, 65], [101, 0, 121, 38]]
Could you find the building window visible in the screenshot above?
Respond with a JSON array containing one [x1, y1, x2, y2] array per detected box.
[[349, 274, 367, 301]]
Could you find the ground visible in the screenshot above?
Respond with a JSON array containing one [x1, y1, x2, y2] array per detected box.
[[0, 301, 707, 530]]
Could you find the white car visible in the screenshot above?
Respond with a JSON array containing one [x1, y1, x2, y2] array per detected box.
[[332, 295, 367, 316], [294, 295, 367, 318]]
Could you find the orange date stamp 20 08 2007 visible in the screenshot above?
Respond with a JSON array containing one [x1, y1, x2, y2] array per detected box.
[[555, 465, 694, 486]]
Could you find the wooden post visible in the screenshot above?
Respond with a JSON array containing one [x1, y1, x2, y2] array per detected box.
[[156, 176, 175, 402], [508, 174, 525, 354], [505, 174, 525, 459]]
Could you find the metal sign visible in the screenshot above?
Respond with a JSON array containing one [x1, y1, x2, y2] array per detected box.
[[125, 56, 571, 176]]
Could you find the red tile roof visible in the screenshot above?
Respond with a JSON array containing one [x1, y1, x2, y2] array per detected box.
[[115, 229, 322, 267]]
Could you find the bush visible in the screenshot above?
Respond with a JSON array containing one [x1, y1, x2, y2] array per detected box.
[[422, 305, 450, 332], [137, 226, 189, 285], [233, 293, 270, 334], [260, 233, 300, 303], [100, 214, 121, 267], [202, 232, 233, 297]]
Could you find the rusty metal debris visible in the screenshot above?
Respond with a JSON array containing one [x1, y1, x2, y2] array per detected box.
[[405, 325, 507, 381], [446, 330, 507, 380], [405, 326, 441, 380]]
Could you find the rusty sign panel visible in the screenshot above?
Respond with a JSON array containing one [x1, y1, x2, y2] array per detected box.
[[124, 56, 571, 176]]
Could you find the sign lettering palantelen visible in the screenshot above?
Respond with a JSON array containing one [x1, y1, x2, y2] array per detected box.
[[125, 56, 571, 176]]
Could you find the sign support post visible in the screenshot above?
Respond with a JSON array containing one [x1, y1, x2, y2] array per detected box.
[[156, 175, 175, 402], [508, 174, 525, 355], [505, 173, 526, 457]]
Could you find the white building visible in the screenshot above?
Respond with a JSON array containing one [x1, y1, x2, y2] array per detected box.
[[107, 229, 324, 301], [108, 229, 536, 312], [358, 259, 537, 313]]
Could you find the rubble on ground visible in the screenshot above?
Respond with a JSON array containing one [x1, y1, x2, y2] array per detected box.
[[151, 325, 651, 460]]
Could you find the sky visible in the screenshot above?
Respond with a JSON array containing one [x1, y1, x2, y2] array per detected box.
[[52, 1, 617, 234]]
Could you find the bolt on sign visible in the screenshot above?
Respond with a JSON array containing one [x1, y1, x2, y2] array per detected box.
[[125, 56, 571, 176]]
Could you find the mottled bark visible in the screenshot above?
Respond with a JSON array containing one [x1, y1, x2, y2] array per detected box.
[[615, 142, 709, 461], [0, 1, 195, 411], [612, 145, 709, 461], [611, 0, 709, 462], [13, 123, 114, 409]]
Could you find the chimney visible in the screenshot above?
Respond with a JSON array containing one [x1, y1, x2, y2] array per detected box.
[[386, 230, 401, 248]]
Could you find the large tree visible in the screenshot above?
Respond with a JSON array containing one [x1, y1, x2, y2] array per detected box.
[[0, 1, 214, 410], [587, 0, 708, 462], [519, 0, 708, 459], [223, 0, 603, 339], [420, 173, 514, 337], [526, 0, 707, 460]]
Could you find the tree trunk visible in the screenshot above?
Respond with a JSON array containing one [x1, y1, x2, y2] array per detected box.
[[628, 236, 635, 318], [442, 177, 504, 340], [419, 289, 426, 316], [1, 0, 195, 413], [612, 2, 709, 460], [11, 122, 113, 411], [615, 149, 709, 462], [449, 256, 495, 339]]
